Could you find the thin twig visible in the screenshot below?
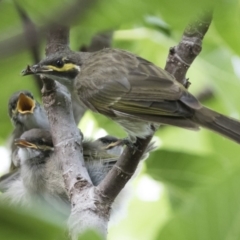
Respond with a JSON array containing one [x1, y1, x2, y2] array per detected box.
[[0, 0, 97, 58], [14, 1, 42, 91]]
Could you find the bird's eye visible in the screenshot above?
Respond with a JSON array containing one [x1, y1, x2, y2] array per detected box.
[[56, 60, 64, 68], [27, 93, 34, 99], [38, 139, 45, 145], [11, 102, 16, 109]]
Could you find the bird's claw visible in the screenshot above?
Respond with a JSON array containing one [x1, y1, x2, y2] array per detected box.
[[104, 138, 138, 153], [104, 139, 123, 150], [122, 139, 139, 153]]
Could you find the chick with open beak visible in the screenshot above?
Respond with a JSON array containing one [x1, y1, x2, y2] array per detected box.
[[8, 90, 49, 170], [15, 92, 36, 114], [8, 90, 48, 129]]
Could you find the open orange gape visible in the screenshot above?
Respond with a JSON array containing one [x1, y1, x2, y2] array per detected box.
[[16, 93, 35, 114]]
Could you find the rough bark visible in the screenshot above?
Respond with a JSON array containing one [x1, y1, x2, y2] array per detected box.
[[98, 136, 152, 200], [164, 10, 212, 85], [41, 26, 110, 239]]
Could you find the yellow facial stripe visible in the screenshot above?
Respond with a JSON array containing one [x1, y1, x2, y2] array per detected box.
[[47, 63, 80, 72]]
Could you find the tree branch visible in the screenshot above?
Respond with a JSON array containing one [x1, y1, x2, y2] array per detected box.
[[164, 10, 212, 86], [42, 25, 110, 239], [42, 25, 91, 195], [14, 1, 43, 92], [45, 26, 70, 55], [98, 136, 152, 199]]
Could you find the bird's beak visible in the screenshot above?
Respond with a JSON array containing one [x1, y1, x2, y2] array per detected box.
[[21, 64, 53, 76], [14, 139, 38, 149], [15, 93, 36, 114]]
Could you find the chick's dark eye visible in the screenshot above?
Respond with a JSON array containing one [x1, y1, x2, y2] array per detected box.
[[56, 60, 64, 68], [38, 139, 45, 145], [12, 101, 17, 108], [27, 94, 34, 99]]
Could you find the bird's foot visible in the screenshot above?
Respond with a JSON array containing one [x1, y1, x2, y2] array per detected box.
[[121, 138, 136, 149], [104, 139, 124, 150], [105, 138, 138, 154]]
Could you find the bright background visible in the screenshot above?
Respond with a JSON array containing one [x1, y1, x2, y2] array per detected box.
[[1, 0, 240, 239]]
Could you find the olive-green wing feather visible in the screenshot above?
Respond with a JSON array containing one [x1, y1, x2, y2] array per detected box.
[[77, 50, 201, 129], [127, 56, 201, 109]]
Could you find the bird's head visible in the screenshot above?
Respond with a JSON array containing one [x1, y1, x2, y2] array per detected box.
[[21, 51, 83, 86], [14, 129, 54, 164], [9, 91, 36, 125]]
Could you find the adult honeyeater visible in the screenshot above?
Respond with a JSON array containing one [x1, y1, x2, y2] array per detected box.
[[2, 129, 153, 217], [8, 90, 49, 170], [22, 48, 240, 144]]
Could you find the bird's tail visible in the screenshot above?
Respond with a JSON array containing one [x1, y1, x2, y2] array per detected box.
[[193, 106, 240, 144]]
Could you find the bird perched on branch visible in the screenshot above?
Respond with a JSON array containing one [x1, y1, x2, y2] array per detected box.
[[22, 48, 240, 144], [8, 90, 49, 171], [2, 129, 154, 216]]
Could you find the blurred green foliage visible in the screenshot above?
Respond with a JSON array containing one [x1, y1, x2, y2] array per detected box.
[[0, 201, 66, 240], [1, 0, 240, 239]]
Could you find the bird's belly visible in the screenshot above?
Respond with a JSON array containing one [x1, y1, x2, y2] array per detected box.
[[114, 118, 159, 141]]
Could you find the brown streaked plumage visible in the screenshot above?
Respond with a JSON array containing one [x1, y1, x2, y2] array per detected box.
[[22, 48, 240, 144]]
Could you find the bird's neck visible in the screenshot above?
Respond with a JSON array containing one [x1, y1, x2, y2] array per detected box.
[[32, 106, 49, 129], [14, 107, 49, 132]]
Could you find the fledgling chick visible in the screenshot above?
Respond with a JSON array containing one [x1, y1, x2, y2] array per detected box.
[[2, 129, 155, 219], [8, 90, 49, 170]]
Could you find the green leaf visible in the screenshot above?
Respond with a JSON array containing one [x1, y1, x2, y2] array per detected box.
[[146, 149, 226, 189], [78, 230, 103, 240], [0, 202, 66, 240], [157, 170, 240, 240], [146, 149, 227, 207], [214, 0, 240, 55]]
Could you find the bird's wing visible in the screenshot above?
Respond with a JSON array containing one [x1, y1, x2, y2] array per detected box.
[[77, 73, 130, 117], [78, 53, 201, 124], [125, 56, 201, 109]]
